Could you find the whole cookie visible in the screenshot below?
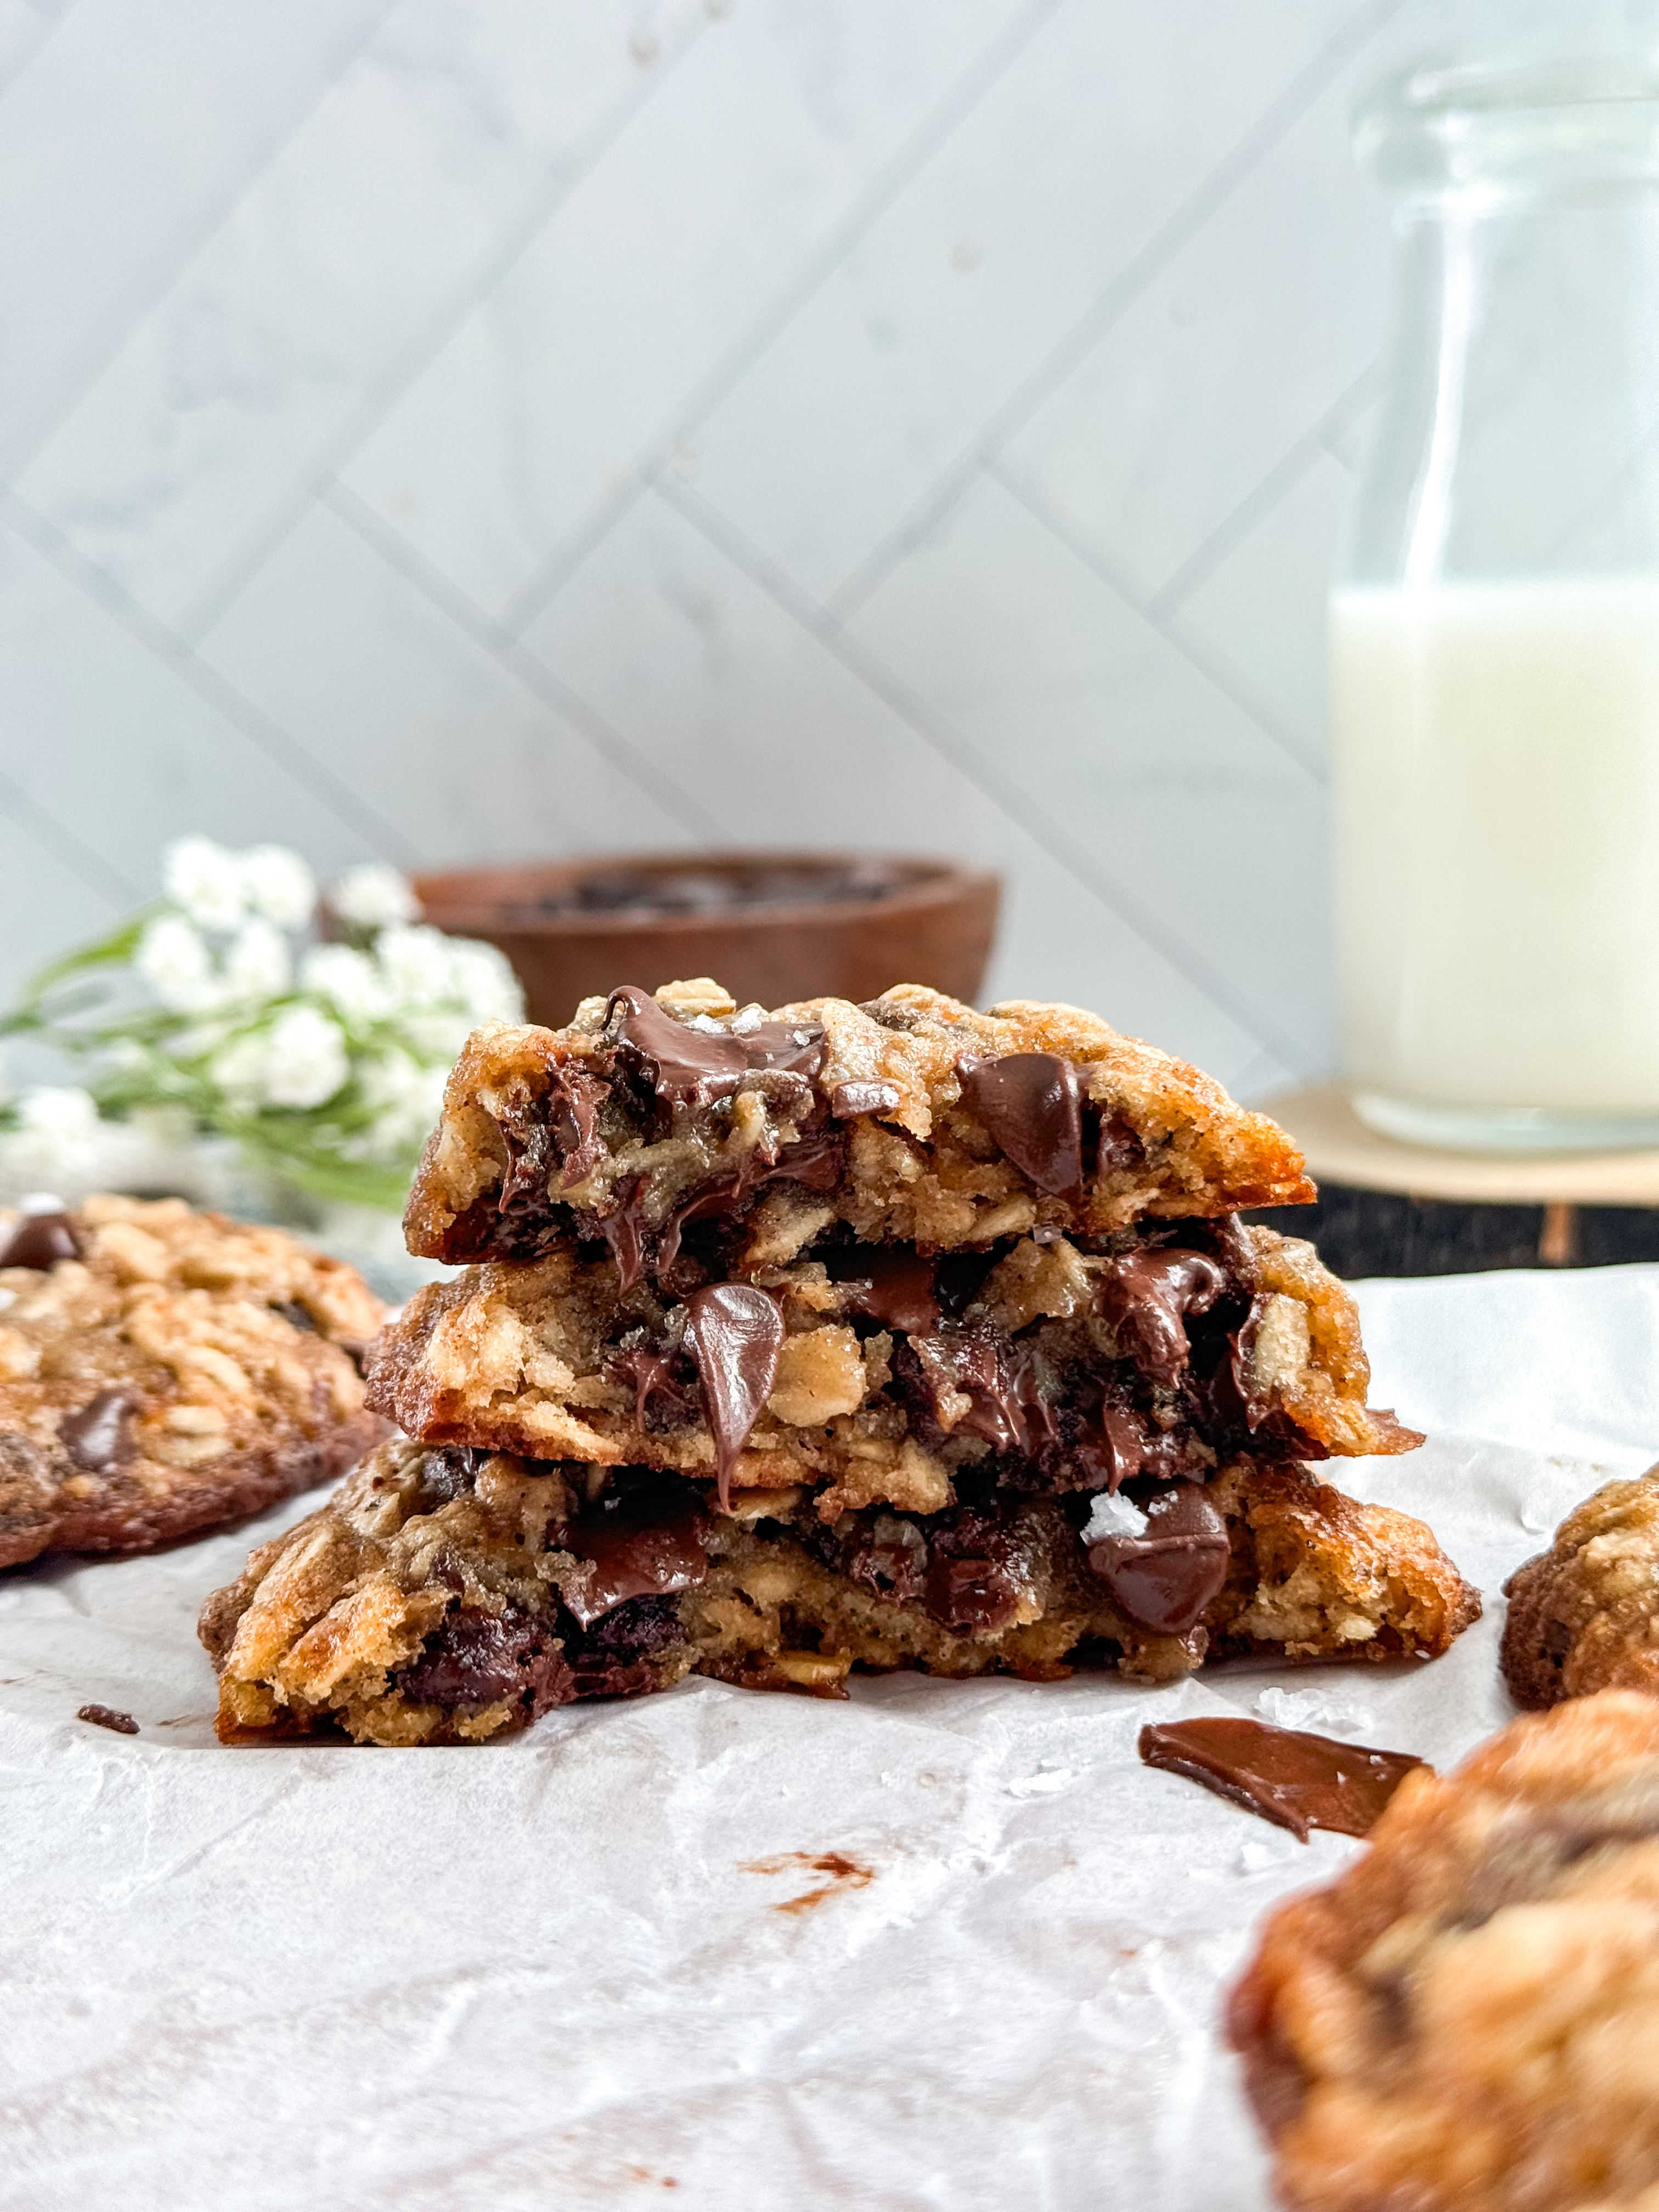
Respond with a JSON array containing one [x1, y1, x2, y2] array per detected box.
[[0, 1195, 387, 1567], [1502, 1463, 1659, 1707], [1231, 1691, 1659, 2212]]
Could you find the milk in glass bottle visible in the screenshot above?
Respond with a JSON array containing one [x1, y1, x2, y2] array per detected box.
[[1334, 61, 1659, 1149]]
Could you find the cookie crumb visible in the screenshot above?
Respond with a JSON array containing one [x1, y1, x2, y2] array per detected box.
[[77, 1702, 138, 1735]]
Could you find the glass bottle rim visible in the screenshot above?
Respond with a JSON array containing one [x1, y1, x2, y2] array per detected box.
[[1356, 56, 1659, 201]]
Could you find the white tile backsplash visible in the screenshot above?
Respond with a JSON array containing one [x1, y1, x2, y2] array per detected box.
[[0, 0, 1616, 1091]]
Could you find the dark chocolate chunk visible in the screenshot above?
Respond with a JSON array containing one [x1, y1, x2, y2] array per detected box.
[[907, 1327, 1029, 1454], [544, 1059, 607, 1188], [923, 1505, 1022, 1632], [830, 1247, 941, 1336], [1097, 1248, 1228, 1389], [565, 1593, 687, 1699], [848, 1521, 928, 1604], [394, 1605, 574, 1717], [605, 985, 826, 1114], [1095, 1112, 1142, 1178], [1, 1211, 82, 1270], [830, 1079, 902, 1118], [59, 1387, 140, 1475], [600, 1178, 648, 1294], [957, 1052, 1083, 1194], [561, 1480, 710, 1628], [1138, 1717, 1427, 1842], [269, 1299, 318, 1335], [682, 1283, 786, 1510], [77, 1703, 138, 1735], [1088, 1482, 1229, 1635]]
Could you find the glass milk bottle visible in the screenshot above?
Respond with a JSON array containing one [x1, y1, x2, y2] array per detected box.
[[1334, 60, 1659, 1150]]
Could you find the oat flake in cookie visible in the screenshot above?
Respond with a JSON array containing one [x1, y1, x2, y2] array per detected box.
[[1230, 1692, 1659, 2212], [200, 1440, 1477, 1746], [0, 1195, 386, 1567]]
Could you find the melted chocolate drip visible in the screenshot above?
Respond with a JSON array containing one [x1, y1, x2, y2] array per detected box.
[[1088, 1483, 1230, 1635], [394, 1605, 574, 1717], [59, 1386, 140, 1475], [605, 986, 826, 1114], [1138, 1717, 1426, 1842], [829, 1247, 941, 1335], [957, 1052, 1084, 1194], [1098, 1249, 1228, 1389], [1, 1211, 82, 1270], [561, 1479, 710, 1628], [831, 1079, 901, 1118], [682, 1283, 786, 1509], [608, 1345, 701, 1430]]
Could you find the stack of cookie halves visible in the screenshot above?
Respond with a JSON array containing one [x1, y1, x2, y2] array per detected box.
[[200, 979, 1480, 1745]]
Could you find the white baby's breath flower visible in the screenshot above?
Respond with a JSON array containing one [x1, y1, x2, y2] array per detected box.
[[331, 862, 420, 932], [262, 1006, 349, 1109], [213, 1008, 348, 1112], [163, 837, 246, 932], [221, 918, 293, 1003], [375, 924, 456, 1009], [401, 1008, 473, 1060], [137, 915, 220, 1013], [240, 845, 315, 933], [445, 939, 523, 1023], [300, 943, 389, 1026], [16, 1086, 101, 1139], [358, 1050, 447, 1155]]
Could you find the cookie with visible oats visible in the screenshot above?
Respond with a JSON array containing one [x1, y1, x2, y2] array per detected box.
[[200, 1438, 1477, 1747], [0, 1195, 387, 1567], [364, 1216, 1418, 1519], [1502, 1463, 1659, 1708], [403, 978, 1315, 1280], [1230, 1692, 1659, 2212]]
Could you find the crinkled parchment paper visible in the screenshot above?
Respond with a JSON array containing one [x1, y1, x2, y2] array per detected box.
[[5, 1265, 1659, 2211]]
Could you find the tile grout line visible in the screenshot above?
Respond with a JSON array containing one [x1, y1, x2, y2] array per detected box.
[[174, 7, 718, 653], [0, 491, 416, 864], [652, 470, 1314, 1073], [496, 0, 1065, 640], [826, 0, 1407, 622], [0, 764, 142, 911], [1144, 363, 1383, 622], [318, 477, 721, 842], [986, 458, 1327, 782], [2, 0, 403, 496]]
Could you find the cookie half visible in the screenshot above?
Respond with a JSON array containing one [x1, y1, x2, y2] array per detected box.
[[366, 1216, 1417, 1514], [404, 978, 1315, 1274], [1502, 1463, 1659, 1707], [1230, 1691, 1659, 2212], [0, 1196, 387, 1566], [200, 1438, 1478, 1746]]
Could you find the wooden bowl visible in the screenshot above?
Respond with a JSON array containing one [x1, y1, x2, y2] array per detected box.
[[412, 851, 1002, 1026]]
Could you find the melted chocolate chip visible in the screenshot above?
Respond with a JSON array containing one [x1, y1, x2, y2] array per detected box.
[[830, 1079, 901, 1118], [605, 985, 826, 1114], [1097, 1249, 1228, 1389], [77, 1703, 138, 1735], [923, 1505, 1023, 1632], [907, 1327, 1030, 1453], [830, 1247, 941, 1335], [561, 1481, 710, 1629], [1228, 1296, 1274, 1428], [608, 1344, 701, 1430], [1138, 1717, 1426, 1842], [59, 1387, 140, 1475], [1, 1211, 82, 1270], [544, 1059, 607, 1188], [957, 1052, 1083, 1194], [269, 1299, 318, 1335], [394, 1606, 574, 1717], [682, 1283, 786, 1510], [1095, 1113, 1142, 1178], [1088, 1483, 1229, 1635]]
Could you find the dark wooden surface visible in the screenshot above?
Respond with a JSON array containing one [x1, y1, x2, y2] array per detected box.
[[1244, 1183, 1659, 1279]]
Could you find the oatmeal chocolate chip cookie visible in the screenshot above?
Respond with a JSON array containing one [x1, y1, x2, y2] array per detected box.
[[200, 1439, 1477, 1746], [0, 1195, 387, 1567], [1229, 1692, 1659, 2212], [364, 1217, 1418, 1513], [1502, 1464, 1659, 1708], [403, 978, 1315, 1277]]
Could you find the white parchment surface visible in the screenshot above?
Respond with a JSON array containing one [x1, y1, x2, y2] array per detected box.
[[4, 1265, 1659, 2211]]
